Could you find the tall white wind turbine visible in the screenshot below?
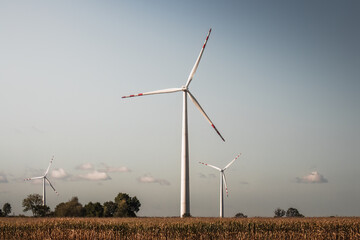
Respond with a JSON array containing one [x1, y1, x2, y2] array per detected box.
[[199, 153, 241, 218], [122, 28, 224, 217], [24, 156, 59, 206]]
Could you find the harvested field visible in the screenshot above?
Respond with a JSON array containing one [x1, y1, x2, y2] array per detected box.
[[1, 217, 360, 239]]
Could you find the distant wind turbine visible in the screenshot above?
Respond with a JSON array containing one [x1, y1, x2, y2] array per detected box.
[[24, 156, 59, 206], [122, 28, 225, 217], [199, 153, 241, 217]]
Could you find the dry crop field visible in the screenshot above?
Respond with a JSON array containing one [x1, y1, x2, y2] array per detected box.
[[1, 217, 360, 239]]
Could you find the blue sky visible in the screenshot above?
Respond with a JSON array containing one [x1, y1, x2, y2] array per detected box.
[[1, 0, 359, 217]]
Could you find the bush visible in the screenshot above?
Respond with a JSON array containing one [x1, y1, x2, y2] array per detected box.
[[274, 208, 286, 218], [286, 207, 304, 217], [235, 212, 247, 218]]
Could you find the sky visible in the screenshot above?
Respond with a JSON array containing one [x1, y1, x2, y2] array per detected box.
[[0, 0, 359, 217]]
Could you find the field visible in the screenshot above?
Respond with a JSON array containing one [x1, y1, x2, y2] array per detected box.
[[1, 217, 360, 239]]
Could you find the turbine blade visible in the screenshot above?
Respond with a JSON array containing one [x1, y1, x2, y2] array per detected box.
[[187, 91, 225, 142], [223, 173, 229, 197], [24, 176, 44, 181], [185, 28, 212, 88], [122, 88, 183, 99], [44, 156, 54, 176], [224, 153, 241, 170], [45, 178, 59, 195], [198, 162, 221, 171]]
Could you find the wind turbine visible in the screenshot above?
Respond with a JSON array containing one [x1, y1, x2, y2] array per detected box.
[[122, 28, 224, 217], [24, 156, 59, 206], [199, 153, 241, 218]]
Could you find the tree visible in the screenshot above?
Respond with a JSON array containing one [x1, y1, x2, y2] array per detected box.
[[35, 205, 51, 217], [84, 202, 104, 217], [114, 198, 128, 217], [54, 197, 84, 217], [22, 194, 50, 217], [286, 207, 304, 217], [23, 194, 42, 215], [235, 212, 248, 218], [103, 201, 118, 217], [274, 208, 286, 218], [114, 193, 141, 217], [3, 203, 12, 217]]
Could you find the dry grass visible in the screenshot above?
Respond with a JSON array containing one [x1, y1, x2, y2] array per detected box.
[[1, 217, 360, 239]]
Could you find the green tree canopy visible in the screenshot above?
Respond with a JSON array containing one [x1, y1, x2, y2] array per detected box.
[[22, 194, 50, 217], [103, 201, 118, 217], [114, 193, 141, 217], [84, 202, 104, 217], [235, 212, 248, 218], [2, 203, 11, 217], [32, 193, 141, 218], [286, 207, 304, 217], [54, 197, 84, 217], [274, 208, 286, 218]]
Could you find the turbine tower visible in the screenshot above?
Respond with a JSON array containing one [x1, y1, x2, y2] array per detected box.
[[122, 28, 224, 217], [24, 156, 59, 206], [199, 153, 241, 217]]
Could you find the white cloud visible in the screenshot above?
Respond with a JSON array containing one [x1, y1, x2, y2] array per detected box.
[[51, 168, 70, 179], [0, 172, 8, 183], [79, 170, 111, 181], [296, 171, 328, 184], [138, 174, 170, 186], [99, 163, 131, 173], [76, 163, 94, 170]]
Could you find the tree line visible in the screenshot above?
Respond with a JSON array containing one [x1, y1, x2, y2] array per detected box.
[[21, 192, 141, 217], [274, 207, 304, 218], [234, 207, 304, 218], [2, 195, 305, 218]]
